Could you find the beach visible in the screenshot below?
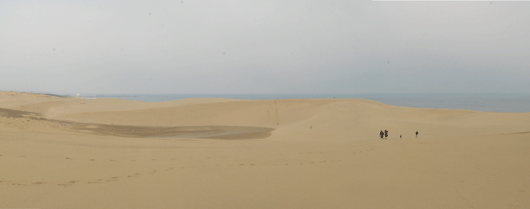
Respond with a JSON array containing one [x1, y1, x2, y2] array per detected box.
[[1, 90, 529, 208]]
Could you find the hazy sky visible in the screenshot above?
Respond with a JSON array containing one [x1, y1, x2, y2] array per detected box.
[[1, 0, 529, 94]]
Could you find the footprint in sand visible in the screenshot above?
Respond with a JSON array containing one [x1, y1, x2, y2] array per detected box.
[[90, 159, 95, 161], [128, 173, 140, 178], [106, 177, 119, 182], [65, 157, 71, 159]]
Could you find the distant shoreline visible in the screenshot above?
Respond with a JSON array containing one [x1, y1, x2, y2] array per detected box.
[[24, 92, 72, 98], [3, 91, 530, 113], [59, 93, 530, 113]]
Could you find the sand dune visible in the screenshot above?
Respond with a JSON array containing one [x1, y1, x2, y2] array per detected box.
[[1, 91, 529, 209]]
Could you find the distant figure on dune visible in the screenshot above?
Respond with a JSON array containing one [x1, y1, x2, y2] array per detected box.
[[384, 130, 388, 139], [416, 131, 419, 138], [380, 130, 384, 139], [400, 134, 402, 139]]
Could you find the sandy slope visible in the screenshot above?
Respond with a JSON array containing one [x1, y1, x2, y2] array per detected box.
[[1, 91, 529, 209]]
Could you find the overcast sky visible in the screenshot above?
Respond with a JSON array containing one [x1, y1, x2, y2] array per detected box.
[[1, 0, 529, 94]]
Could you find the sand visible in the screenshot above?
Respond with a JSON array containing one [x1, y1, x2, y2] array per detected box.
[[1, 91, 529, 209]]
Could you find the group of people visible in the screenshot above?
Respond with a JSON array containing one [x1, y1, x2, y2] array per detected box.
[[379, 130, 388, 139], [379, 130, 418, 139]]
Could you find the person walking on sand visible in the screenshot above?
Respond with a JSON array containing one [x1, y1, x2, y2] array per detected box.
[[380, 130, 384, 139], [400, 134, 402, 139], [384, 130, 388, 139], [415, 131, 419, 138]]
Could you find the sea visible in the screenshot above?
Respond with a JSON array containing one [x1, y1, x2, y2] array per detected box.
[[70, 93, 530, 113]]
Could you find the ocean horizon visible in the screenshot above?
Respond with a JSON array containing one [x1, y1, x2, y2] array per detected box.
[[56, 93, 530, 113]]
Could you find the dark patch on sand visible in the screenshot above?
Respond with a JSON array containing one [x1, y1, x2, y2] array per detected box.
[[0, 108, 30, 118], [70, 123, 273, 139], [0, 107, 273, 139]]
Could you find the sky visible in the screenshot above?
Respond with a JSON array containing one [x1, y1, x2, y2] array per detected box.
[[1, 0, 529, 94]]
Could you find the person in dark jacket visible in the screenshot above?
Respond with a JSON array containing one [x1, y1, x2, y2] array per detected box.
[[380, 130, 384, 139], [416, 131, 419, 138], [384, 130, 388, 139]]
